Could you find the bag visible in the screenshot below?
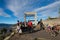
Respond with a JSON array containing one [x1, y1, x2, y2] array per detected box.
[[19, 29, 22, 33]]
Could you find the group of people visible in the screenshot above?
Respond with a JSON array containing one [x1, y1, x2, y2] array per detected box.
[[45, 23, 60, 37], [16, 19, 60, 37], [38, 19, 60, 37], [16, 20, 33, 34]]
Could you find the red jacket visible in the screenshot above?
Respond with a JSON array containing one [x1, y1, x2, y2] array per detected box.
[[28, 21, 32, 27]]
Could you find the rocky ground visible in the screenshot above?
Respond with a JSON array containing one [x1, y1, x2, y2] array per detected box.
[[9, 30, 60, 40]]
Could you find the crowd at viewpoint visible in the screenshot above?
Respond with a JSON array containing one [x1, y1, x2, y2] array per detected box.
[[16, 19, 60, 36], [16, 20, 33, 34]]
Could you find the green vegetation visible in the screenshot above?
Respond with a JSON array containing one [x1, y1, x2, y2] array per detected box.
[[47, 16, 58, 20]]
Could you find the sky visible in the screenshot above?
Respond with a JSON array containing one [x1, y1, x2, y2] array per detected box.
[[0, 0, 60, 24]]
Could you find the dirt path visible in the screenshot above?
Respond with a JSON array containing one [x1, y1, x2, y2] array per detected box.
[[9, 30, 60, 40]]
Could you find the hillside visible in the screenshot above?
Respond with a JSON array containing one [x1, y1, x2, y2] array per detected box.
[[0, 23, 14, 28], [43, 18, 60, 25]]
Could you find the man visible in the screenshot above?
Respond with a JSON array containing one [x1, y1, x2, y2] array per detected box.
[[38, 19, 44, 30], [27, 20, 33, 33]]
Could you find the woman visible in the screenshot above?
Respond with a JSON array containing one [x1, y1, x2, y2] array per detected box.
[[17, 20, 22, 34]]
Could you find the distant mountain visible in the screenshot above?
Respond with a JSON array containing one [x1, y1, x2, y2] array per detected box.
[[0, 23, 14, 28]]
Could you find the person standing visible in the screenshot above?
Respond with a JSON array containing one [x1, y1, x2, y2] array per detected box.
[[27, 20, 33, 33], [17, 20, 22, 34], [17, 20, 20, 32], [38, 19, 44, 30]]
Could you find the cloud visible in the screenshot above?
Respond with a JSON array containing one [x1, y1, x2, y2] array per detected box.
[[34, 1, 60, 12], [6, 0, 60, 20], [34, 1, 60, 18], [0, 8, 11, 17], [6, 0, 28, 18], [6, 0, 42, 18]]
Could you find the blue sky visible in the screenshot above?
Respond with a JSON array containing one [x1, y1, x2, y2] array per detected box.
[[0, 0, 60, 24]]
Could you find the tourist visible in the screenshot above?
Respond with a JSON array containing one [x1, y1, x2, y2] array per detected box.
[[17, 20, 22, 34], [52, 25, 59, 37], [47, 25, 51, 32], [38, 19, 44, 30], [27, 20, 33, 33]]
